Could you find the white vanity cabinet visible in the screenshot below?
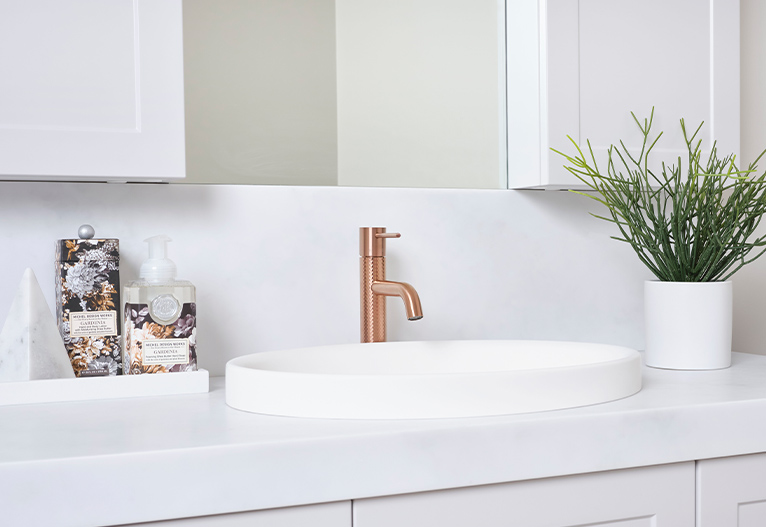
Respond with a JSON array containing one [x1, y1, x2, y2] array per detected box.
[[697, 453, 766, 526], [508, 0, 740, 189], [353, 462, 695, 527], [0, 0, 185, 182], [117, 502, 351, 527]]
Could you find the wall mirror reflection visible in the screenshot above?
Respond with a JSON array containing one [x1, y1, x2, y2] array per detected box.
[[182, 0, 506, 189]]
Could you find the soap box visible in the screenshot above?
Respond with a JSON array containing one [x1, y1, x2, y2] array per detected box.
[[55, 238, 122, 377]]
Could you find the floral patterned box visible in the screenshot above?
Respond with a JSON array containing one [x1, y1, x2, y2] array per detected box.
[[55, 238, 122, 377]]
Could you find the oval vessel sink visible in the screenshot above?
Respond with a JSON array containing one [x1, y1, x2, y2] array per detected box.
[[225, 340, 642, 419]]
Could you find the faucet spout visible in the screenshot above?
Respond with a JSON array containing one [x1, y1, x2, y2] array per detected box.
[[371, 281, 423, 321]]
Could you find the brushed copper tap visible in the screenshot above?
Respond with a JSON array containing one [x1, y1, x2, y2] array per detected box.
[[360, 227, 423, 343]]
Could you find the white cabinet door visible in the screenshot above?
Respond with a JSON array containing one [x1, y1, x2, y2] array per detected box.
[[697, 453, 766, 526], [115, 501, 351, 527], [354, 463, 694, 527], [508, 0, 739, 189], [0, 0, 185, 182]]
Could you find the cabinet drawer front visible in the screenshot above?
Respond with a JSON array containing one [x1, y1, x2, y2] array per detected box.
[[354, 463, 694, 527], [698, 453, 766, 526], [116, 501, 351, 527]]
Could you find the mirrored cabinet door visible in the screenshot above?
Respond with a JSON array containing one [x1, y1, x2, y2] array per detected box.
[[0, 0, 185, 182]]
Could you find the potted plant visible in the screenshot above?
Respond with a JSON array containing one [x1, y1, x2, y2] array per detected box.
[[554, 109, 766, 370]]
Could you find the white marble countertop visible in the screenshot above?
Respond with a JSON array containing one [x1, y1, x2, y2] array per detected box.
[[4, 351, 766, 527]]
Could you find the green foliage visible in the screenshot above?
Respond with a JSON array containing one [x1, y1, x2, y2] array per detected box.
[[553, 109, 766, 282]]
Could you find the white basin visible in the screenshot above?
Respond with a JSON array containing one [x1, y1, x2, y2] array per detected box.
[[225, 340, 642, 419]]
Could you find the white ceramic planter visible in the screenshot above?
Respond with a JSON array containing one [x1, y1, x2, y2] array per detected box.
[[644, 281, 732, 370]]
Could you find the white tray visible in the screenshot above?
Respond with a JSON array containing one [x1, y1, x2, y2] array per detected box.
[[0, 369, 209, 407]]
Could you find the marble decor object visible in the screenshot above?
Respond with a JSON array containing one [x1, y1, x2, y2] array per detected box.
[[0, 268, 75, 381]]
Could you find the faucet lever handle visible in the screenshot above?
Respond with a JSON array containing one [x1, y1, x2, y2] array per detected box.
[[360, 227, 401, 257]]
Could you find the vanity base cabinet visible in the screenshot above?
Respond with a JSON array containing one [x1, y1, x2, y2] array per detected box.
[[353, 462, 694, 527], [115, 501, 351, 527], [697, 453, 766, 526]]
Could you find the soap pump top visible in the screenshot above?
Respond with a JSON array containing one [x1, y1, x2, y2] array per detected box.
[[140, 235, 177, 283]]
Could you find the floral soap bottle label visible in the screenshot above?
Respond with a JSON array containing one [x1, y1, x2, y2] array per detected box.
[[124, 302, 197, 374], [69, 311, 118, 338], [142, 339, 190, 365]]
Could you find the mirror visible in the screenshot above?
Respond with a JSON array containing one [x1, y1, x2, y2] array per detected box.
[[181, 0, 505, 189]]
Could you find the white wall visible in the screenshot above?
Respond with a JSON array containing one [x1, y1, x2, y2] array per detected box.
[[734, 0, 766, 360], [0, 182, 652, 377], [741, 0, 766, 167]]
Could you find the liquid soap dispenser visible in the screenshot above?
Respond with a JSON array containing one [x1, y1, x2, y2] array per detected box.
[[123, 235, 197, 374]]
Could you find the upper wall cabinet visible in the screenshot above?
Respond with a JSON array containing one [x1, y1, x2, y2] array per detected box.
[[0, 0, 185, 182], [508, 0, 740, 189]]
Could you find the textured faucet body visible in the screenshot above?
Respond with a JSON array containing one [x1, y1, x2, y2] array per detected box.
[[360, 227, 423, 343]]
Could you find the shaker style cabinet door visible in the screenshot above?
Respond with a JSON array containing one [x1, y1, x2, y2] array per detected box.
[[353, 463, 695, 527], [0, 0, 185, 182], [115, 501, 352, 527], [507, 0, 739, 189], [697, 453, 766, 526]]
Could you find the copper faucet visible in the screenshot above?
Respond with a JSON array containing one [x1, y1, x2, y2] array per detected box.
[[360, 227, 423, 343]]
